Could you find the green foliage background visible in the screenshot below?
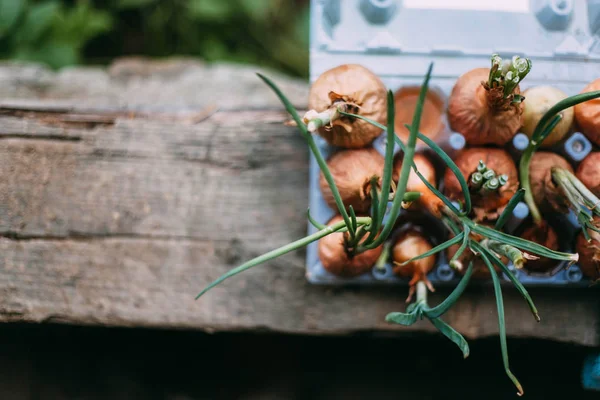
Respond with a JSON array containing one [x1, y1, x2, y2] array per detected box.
[[0, 0, 310, 77]]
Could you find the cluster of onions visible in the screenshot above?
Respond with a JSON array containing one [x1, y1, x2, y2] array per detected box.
[[517, 79, 600, 279], [311, 65, 446, 279]]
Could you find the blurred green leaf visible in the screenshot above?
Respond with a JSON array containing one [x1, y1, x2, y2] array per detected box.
[[0, 0, 26, 38], [13, 1, 60, 45], [0, 0, 310, 77], [116, 0, 157, 9], [239, 0, 272, 22], [52, 0, 113, 49], [188, 0, 234, 20], [12, 41, 77, 68]]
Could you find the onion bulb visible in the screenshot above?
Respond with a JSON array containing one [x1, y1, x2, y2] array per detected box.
[[520, 222, 560, 273], [392, 230, 435, 299], [318, 215, 383, 277], [576, 152, 600, 197], [319, 147, 385, 213], [448, 68, 523, 145], [575, 219, 600, 282], [574, 79, 600, 146], [444, 148, 518, 221], [308, 64, 387, 148], [528, 152, 573, 213], [521, 86, 574, 147], [393, 153, 444, 217], [394, 86, 445, 143]]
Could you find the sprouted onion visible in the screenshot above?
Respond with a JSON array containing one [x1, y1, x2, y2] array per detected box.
[[318, 215, 383, 277], [447, 54, 531, 146], [305, 64, 387, 148], [319, 148, 385, 213], [443, 148, 518, 221], [392, 230, 436, 301]]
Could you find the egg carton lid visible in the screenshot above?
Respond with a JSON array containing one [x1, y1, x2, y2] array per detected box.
[[310, 0, 600, 95]]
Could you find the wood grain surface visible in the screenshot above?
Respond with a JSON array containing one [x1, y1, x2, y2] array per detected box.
[[0, 58, 597, 345]]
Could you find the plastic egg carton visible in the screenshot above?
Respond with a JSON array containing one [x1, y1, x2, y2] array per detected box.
[[305, 0, 600, 286]]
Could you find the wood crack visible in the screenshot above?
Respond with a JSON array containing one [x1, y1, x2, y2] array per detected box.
[[0, 133, 82, 142], [0, 230, 211, 243]]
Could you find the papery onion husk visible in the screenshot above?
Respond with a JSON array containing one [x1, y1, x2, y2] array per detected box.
[[575, 152, 600, 198], [447, 68, 523, 146], [443, 148, 518, 221], [447, 226, 503, 279], [394, 86, 445, 143], [528, 152, 573, 213], [520, 221, 560, 273], [393, 153, 444, 217], [575, 218, 600, 282], [392, 230, 435, 293], [574, 79, 600, 146], [308, 64, 387, 148], [318, 215, 383, 277], [521, 86, 574, 147], [319, 147, 385, 213]]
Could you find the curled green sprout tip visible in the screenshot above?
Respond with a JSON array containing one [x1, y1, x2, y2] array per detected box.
[[482, 169, 496, 181], [487, 54, 531, 99], [477, 160, 487, 173], [498, 174, 508, 186], [471, 172, 483, 188], [484, 178, 500, 191]]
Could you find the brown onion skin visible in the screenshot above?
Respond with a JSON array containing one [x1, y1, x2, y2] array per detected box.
[[308, 64, 387, 148], [392, 230, 435, 286], [447, 68, 523, 146], [447, 225, 503, 279], [520, 222, 560, 273], [528, 152, 573, 213], [394, 153, 444, 217], [575, 152, 600, 197], [574, 79, 600, 146], [443, 148, 518, 221], [320, 148, 384, 213], [576, 218, 600, 282], [318, 215, 383, 277], [521, 86, 574, 147]]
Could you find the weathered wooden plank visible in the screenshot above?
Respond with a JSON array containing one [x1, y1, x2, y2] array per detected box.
[[0, 58, 597, 345]]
